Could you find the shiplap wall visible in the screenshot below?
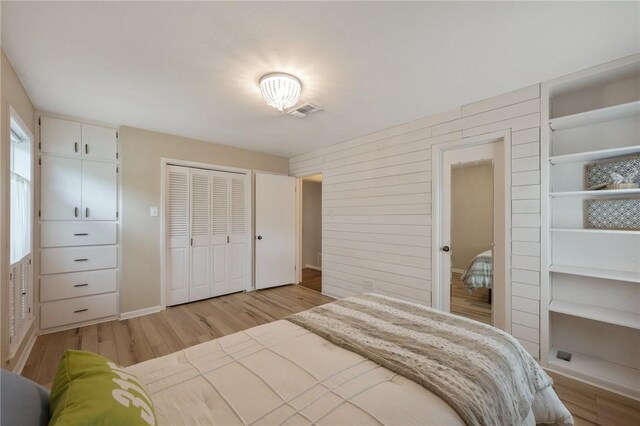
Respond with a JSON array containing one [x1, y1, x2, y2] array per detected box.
[[290, 85, 542, 358]]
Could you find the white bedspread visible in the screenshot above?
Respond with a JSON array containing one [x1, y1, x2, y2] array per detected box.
[[128, 320, 557, 425]]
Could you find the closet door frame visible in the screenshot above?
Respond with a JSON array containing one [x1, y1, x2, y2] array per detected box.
[[160, 158, 252, 309]]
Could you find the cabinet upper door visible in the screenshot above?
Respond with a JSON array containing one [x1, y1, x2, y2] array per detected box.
[[81, 124, 118, 161], [81, 160, 118, 221], [40, 117, 81, 156], [41, 155, 82, 220]]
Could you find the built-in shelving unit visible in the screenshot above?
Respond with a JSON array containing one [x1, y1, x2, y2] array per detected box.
[[549, 347, 640, 398], [550, 188, 640, 197], [541, 55, 640, 400], [548, 99, 640, 131]]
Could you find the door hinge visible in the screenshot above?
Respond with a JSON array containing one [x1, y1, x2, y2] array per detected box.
[[116, 166, 119, 173], [294, 265, 297, 271], [38, 210, 41, 218], [116, 131, 119, 138], [38, 117, 41, 126], [190, 238, 193, 246], [38, 142, 41, 150], [38, 158, 41, 165], [116, 152, 119, 159], [116, 211, 119, 218], [227, 235, 229, 243]]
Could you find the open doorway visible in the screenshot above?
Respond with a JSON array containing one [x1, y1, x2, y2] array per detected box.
[[450, 161, 494, 324], [299, 174, 322, 292]]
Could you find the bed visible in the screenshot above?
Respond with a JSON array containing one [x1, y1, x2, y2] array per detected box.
[[127, 294, 572, 426], [460, 249, 493, 294]]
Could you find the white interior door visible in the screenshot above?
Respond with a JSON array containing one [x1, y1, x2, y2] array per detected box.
[[166, 166, 190, 305], [441, 142, 506, 328], [40, 155, 82, 220], [190, 169, 211, 302], [255, 173, 296, 290], [81, 160, 118, 221], [211, 172, 230, 297]]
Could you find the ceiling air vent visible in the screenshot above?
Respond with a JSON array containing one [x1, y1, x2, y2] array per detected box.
[[287, 103, 322, 118]]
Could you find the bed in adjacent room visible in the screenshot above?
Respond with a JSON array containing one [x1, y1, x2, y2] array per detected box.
[[126, 294, 572, 426]]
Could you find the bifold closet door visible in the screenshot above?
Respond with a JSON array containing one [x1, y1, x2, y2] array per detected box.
[[166, 166, 190, 306], [190, 169, 212, 302], [210, 172, 230, 297], [229, 175, 248, 293]]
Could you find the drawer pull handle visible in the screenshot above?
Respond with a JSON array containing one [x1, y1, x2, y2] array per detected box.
[[74, 233, 89, 236], [74, 309, 88, 313], [74, 258, 89, 262], [73, 283, 89, 288]]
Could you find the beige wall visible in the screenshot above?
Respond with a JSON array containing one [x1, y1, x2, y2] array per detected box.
[[451, 164, 494, 271], [302, 180, 322, 268], [120, 126, 289, 313], [1, 49, 36, 370]]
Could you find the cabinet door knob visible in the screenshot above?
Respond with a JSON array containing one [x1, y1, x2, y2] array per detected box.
[[74, 207, 79, 218], [257, 235, 262, 240], [85, 208, 90, 218], [442, 246, 450, 252], [74, 142, 79, 153]]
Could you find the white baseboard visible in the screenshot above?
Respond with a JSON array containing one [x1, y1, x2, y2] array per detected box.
[[305, 264, 322, 271], [120, 305, 163, 320], [12, 331, 37, 374], [452, 268, 465, 274]]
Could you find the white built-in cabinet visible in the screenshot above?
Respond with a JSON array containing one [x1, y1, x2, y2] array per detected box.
[[541, 56, 640, 399], [166, 165, 248, 306], [38, 115, 120, 331]]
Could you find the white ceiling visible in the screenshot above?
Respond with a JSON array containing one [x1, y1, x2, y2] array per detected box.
[[2, 2, 638, 158]]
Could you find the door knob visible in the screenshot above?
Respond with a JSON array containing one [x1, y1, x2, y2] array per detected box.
[[442, 246, 450, 252], [257, 235, 263, 240]]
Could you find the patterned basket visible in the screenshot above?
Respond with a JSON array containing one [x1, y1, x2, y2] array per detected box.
[[585, 156, 640, 189], [586, 198, 640, 230]]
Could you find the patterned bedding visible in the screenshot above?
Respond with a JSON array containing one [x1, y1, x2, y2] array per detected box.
[[460, 249, 493, 293]]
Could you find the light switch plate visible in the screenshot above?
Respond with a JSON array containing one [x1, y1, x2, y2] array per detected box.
[[150, 206, 159, 217]]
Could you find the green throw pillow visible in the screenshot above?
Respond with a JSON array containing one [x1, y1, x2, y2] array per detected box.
[[49, 350, 157, 426]]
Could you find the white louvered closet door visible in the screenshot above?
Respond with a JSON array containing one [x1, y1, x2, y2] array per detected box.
[[210, 172, 230, 297], [229, 175, 248, 293], [189, 169, 212, 302], [166, 166, 190, 305]]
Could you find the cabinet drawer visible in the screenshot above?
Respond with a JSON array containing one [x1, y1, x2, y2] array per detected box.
[[41, 222, 117, 247], [41, 246, 117, 274], [41, 269, 117, 302], [41, 293, 118, 329]]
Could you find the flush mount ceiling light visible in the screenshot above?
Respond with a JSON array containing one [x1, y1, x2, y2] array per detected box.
[[259, 73, 301, 112]]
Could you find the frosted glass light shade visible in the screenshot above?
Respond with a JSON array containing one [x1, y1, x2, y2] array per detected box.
[[259, 73, 301, 112]]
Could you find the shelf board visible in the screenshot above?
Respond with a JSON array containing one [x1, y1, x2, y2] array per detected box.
[[549, 264, 640, 283], [550, 145, 640, 165], [550, 188, 640, 197], [549, 100, 640, 131], [550, 228, 640, 235], [549, 299, 640, 330], [548, 347, 640, 400]]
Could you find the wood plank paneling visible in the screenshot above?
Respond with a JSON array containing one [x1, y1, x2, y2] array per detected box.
[[290, 84, 543, 341]]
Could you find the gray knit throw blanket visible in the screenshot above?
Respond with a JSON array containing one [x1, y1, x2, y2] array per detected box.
[[286, 293, 552, 426]]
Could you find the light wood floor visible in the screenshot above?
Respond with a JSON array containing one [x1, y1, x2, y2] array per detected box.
[[451, 272, 492, 324], [299, 267, 322, 292], [20, 284, 639, 425], [21, 284, 333, 388]]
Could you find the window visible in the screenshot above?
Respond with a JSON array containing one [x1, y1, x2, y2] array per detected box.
[[8, 113, 33, 355]]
